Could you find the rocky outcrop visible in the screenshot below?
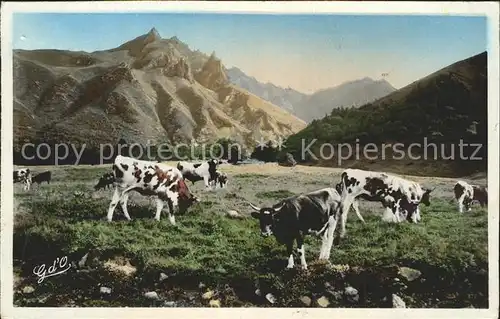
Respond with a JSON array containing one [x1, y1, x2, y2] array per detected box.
[[194, 52, 228, 91]]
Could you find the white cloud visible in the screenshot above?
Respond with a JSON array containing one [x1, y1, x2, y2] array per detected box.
[[20, 35, 27, 41]]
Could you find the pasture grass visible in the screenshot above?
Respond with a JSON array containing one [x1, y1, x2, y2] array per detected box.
[[12, 167, 489, 308]]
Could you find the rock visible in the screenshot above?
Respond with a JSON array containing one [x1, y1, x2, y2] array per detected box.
[[344, 286, 359, 303], [103, 256, 137, 278], [392, 294, 406, 308], [78, 252, 89, 268], [209, 299, 221, 307], [316, 296, 330, 307], [226, 210, 243, 219], [325, 289, 343, 301], [163, 301, 176, 307], [159, 273, 168, 282], [255, 289, 262, 296], [398, 267, 422, 282], [265, 293, 277, 304], [299, 296, 312, 307], [202, 290, 214, 300], [144, 291, 160, 300], [100, 287, 111, 295], [22, 286, 35, 294], [278, 153, 297, 167]]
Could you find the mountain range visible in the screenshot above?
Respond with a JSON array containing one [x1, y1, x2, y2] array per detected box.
[[226, 67, 397, 122], [284, 51, 487, 176], [13, 28, 306, 157]]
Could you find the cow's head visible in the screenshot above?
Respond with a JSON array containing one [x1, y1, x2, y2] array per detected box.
[[94, 173, 114, 190], [420, 187, 435, 206], [335, 182, 343, 194], [177, 179, 200, 212], [217, 172, 228, 188], [249, 202, 286, 237]]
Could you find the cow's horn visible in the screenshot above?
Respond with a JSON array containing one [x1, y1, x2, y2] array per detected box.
[[274, 202, 286, 212], [248, 202, 261, 211]]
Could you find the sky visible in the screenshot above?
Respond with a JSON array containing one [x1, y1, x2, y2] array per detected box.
[[12, 13, 487, 94]]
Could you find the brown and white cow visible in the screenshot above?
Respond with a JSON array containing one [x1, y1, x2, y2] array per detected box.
[[13, 168, 32, 191], [107, 155, 200, 224], [336, 169, 434, 241], [249, 188, 341, 269], [453, 180, 488, 213]]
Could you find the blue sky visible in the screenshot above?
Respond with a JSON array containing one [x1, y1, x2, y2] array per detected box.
[[13, 13, 487, 94]]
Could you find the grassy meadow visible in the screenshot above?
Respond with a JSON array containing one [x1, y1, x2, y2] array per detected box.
[[12, 163, 488, 308]]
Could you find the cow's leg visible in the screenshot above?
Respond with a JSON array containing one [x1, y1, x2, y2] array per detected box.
[[154, 198, 164, 222], [119, 192, 132, 221], [296, 234, 307, 270], [324, 215, 338, 260], [203, 176, 212, 190], [457, 194, 466, 213], [338, 200, 352, 240], [107, 187, 122, 222], [165, 199, 177, 226], [286, 241, 295, 269], [319, 225, 330, 260], [351, 199, 365, 224]]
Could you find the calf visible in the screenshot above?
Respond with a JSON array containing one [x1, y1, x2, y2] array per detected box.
[[336, 169, 434, 241], [454, 180, 488, 213], [13, 168, 32, 191], [213, 171, 228, 189], [177, 159, 222, 190], [107, 155, 200, 224], [32, 171, 52, 186], [249, 188, 341, 269], [94, 172, 115, 190]]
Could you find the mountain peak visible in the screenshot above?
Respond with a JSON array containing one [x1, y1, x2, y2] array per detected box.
[[147, 27, 161, 41]]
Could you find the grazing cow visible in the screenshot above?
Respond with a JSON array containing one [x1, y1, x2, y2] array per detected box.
[[176, 159, 223, 190], [13, 168, 32, 191], [94, 172, 115, 190], [107, 155, 200, 224], [336, 169, 434, 241], [249, 188, 341, 269], [32, 171, 52, 186], [213, 171, 228, 189], [454, 181, 488, 213]]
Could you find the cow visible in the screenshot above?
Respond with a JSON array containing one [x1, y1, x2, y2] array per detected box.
[[213, 171, 228, 189], [453, 180, 488, 213], [249, 188, 342, 270], [13, 168, 32, 191], [336, 169, 434, 242], [176, 159, 223, 190], [32, 171, 52, 186], [107, 155, 200, 224], [94, 172, 115, 191]]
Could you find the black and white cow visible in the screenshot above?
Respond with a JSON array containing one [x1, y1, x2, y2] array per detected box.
[[13, 168, 32, 191], [453, 180, 488, 213], [176, 159, 223, 190], [94, 172, 115, 191], [213, 171, 228, 189], [249, 188, 341, 270], [32, 171, 52, 186], [336, 169, 434, 241], [107, 155, 200, 224]]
